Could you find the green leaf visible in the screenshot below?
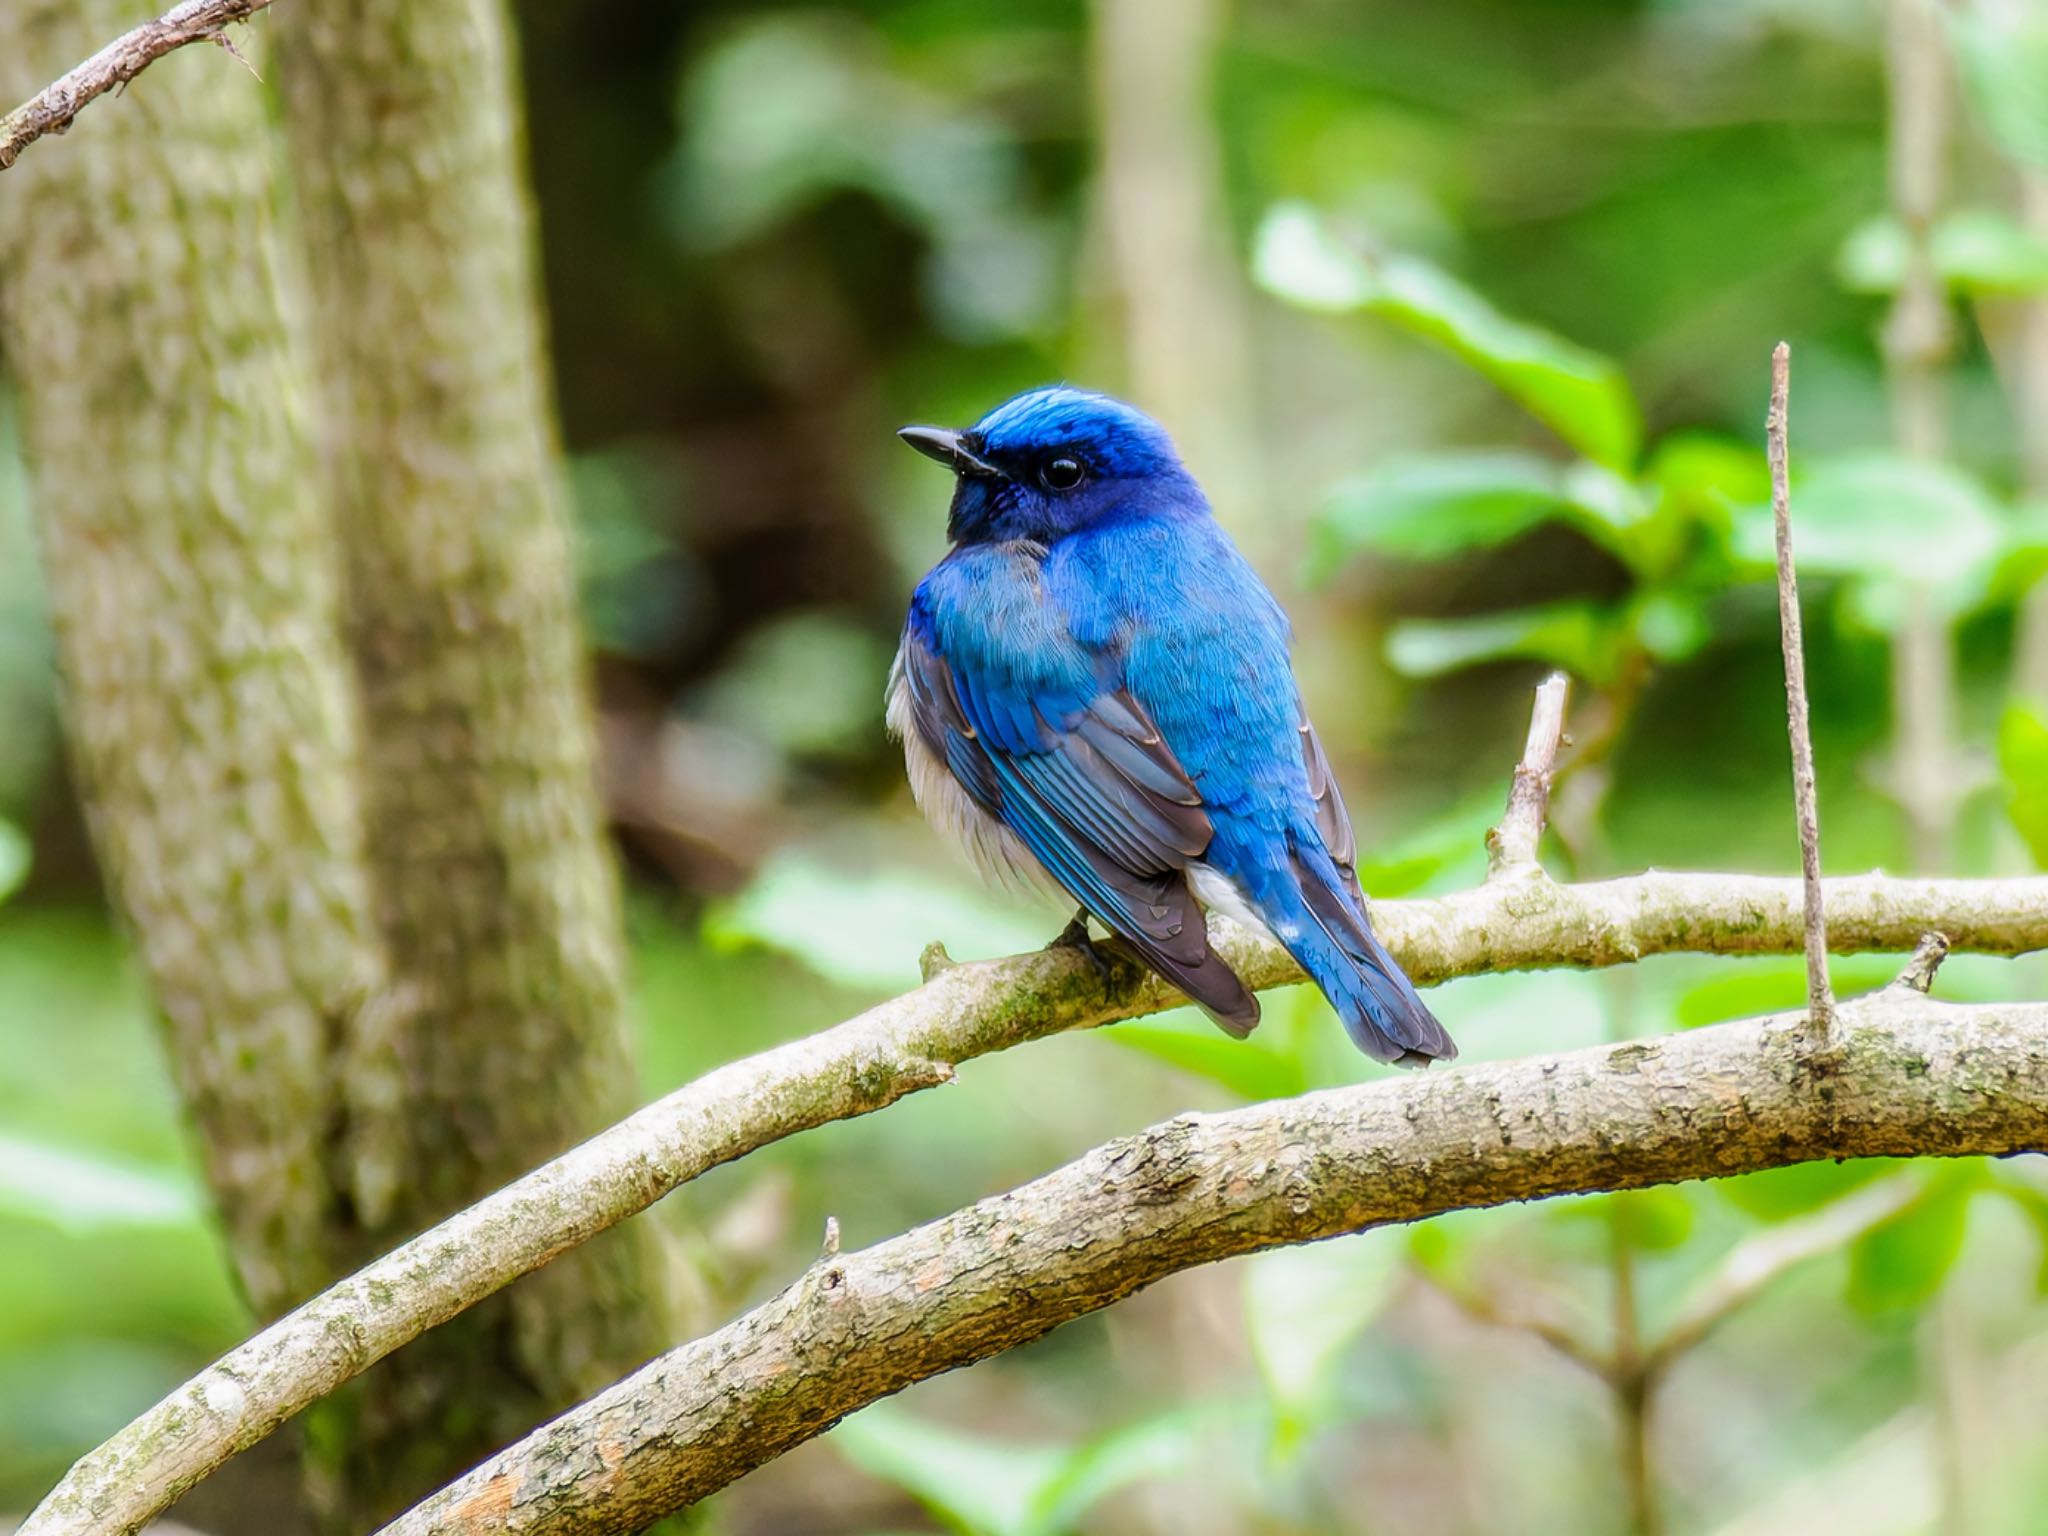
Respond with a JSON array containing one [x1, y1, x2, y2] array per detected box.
[[1309, 452, 1667, 580], [1309, 452, 1574, 576], [1991, 1176, 2048, 1296], [1950, 1, 2048, 169], [832, 1406, 1066, 1536], [1987, 500, 2048, 602], [1245, 1231, 1404, 1454], [1845, 1167, 1981, 1316], [1105, 1016, 1308, 1102], [1630, 590, 1710, 663], [1554, 460, 1672, 573], [1254, 203, 1641, 469], [1035, 1409, 1210, 1534], [1646, 433, 1770, 517], [0, 820, 27, 906], [1673, 958, 1896, 1030], [1999, 704, 2048, 867], [1352, 795, 1496, 898], [1385, 601, 1629, 686], [0, 1132, 207, 1235], [706, 849, 1046, 991], [1614, 1188, 1696, 1253], [1539, 1188, 1695, 1255], [1718, 1159, 1901, 1223], [831, 1402, 1209, 1536], [1838, 208, 2048, 295], [1728, 454, 2010, 616]]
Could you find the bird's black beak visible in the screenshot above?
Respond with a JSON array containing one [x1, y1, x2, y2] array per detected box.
[[898, 425, 1000, 477]]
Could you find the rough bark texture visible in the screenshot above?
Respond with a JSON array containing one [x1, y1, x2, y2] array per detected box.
[[20, 866, 2046, 1536], [378, 993, 2048, 1536], [269, 0, 667, 1521], [0, 0, 277, 171], [0, 4, 389, 1316]]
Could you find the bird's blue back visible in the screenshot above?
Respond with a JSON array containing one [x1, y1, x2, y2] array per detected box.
[[897, 387, 1453, 1064]]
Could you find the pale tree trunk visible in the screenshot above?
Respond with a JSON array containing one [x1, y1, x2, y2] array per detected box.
[[1881, 0, 1964, 872], [0, 2, 398, 1320], [1086, 0, 1263, 548], [269, 0, 670, 1524], [2013, 171, 2048, 710]]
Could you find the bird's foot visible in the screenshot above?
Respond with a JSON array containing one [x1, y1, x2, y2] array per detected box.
[[1047, 909, 1113, 982]]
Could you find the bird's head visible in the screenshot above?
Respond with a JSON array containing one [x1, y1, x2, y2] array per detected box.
[[899, 386, 1202, 546]]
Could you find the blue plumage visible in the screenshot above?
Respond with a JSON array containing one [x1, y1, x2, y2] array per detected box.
[[888, 387, 1454, 1065]]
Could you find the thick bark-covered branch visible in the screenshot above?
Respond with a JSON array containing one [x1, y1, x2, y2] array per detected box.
[[21, 863, 2047, 1536], [377, 992, 2048, 1536], [0, 0, 276, 171]]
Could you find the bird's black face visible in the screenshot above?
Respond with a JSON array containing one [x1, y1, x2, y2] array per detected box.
[[898, 387, 1196, 548], [897, 423, 1100, 545]]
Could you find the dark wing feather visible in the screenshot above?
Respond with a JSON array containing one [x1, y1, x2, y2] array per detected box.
[[1300, 714, 1357, 878], [900, 626, 1258, 1035]]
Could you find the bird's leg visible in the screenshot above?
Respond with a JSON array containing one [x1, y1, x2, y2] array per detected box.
[[1047, 906, 1113, 982]]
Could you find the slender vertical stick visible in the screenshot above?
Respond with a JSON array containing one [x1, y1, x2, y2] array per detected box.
[[1769, 343, 1834, 1038]]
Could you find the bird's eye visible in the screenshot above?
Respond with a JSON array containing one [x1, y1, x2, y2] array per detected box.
[[1041, 455, 1086, 491]]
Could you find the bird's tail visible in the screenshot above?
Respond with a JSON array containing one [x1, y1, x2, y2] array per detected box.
[[1259, 843, 1456, 1066]]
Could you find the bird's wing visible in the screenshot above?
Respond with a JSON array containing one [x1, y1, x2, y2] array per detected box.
[[1299, 712, 1359, 886], [898, 617, 1259, 1034]]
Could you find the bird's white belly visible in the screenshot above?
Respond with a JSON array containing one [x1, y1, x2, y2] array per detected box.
[[886, 662, 1069, 906]]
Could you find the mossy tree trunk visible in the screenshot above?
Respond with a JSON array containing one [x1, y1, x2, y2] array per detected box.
[[0, 1, 397, 1321], [270, 0, 670, 1524], [1, 0, 666, 1524]]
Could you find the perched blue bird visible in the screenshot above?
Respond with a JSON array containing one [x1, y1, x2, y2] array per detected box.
[[888, 386, 1455, 1065]]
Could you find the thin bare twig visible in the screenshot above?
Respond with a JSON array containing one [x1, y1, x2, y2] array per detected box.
[[1769, 342, 1834, 1040], [0, 0, 277, 171], [1487, 671, 1572, 877]]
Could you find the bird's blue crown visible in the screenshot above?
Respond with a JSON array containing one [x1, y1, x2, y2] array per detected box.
[[907, 386, 1204, 547], [967, 387, 1184, 481]]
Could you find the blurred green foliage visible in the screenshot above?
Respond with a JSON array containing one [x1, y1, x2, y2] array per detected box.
[[3, 0, 2048, 1532]]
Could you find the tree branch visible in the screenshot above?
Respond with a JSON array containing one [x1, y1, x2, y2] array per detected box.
[[18, 860, 2047, 1536], [373, 992, 2048, 1536], [0, 0, 278, 171]]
